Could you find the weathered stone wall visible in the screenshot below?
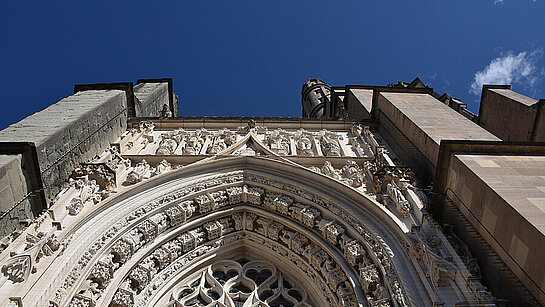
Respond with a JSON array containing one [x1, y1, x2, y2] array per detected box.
[[0, 90, 128, 207], [377, 92, 499, 166], [345, 88, 372, 121], [134, 82, 170, 117], [442, 153, 545, 304], [478, 88, 540, 142], [0, 155, 32, 238]]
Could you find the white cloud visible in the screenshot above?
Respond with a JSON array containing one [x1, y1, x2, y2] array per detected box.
[[494, 0, 538, 4], [470, 50, 542, 95]]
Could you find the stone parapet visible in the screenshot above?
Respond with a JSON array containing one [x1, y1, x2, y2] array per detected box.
[[345, 88, 372, 121], [0, 89, 128, 208], [136, 78, 179, 117], [478, 85, 544, 142], [134, 82, 170, 117], [375, 92, 498, 183]]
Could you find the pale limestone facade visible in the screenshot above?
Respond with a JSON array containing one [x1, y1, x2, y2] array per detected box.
[[0, 78, 543, 306]]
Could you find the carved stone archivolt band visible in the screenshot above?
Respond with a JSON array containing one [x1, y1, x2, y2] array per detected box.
[[52, 174, 408, 307]]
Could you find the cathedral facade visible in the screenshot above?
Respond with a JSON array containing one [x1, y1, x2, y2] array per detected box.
[[0, 78, 543, 306]]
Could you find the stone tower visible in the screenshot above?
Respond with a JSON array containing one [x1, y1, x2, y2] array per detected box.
[[301, 78, 332, 118], [0, 77, 543, 306]]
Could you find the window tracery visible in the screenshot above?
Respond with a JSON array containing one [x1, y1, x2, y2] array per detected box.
[[170, 259, 313, 307]]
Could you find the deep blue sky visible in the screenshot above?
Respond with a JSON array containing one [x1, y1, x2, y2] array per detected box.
[[1, 1, 544, 129]]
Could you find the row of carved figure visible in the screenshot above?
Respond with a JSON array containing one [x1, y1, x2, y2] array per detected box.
[[309, 158, 416, 219], [129, 121, 375, 157], [155, 128, 346, 157]]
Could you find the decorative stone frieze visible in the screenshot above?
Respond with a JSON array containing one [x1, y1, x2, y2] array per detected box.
[[122, 127, 376, 158]]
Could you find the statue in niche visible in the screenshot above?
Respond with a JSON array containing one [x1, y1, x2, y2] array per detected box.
[[156, 135, 178, 155], [183, 135, 201, 155], [295, 130, 314, 156], [265, 129, 291, 155], [386, 180, 411, 218], [320, 135, 341, 157], [208, 129, 237, 154]]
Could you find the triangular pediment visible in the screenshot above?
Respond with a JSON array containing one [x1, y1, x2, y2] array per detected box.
[[215, 131, 275, 157], [187, 131, 302, 168]]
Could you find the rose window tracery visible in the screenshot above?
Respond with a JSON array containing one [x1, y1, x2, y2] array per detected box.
[[170, 259, 313, 307]]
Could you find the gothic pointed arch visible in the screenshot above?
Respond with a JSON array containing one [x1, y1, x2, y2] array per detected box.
[[41, 156, 412, 306], [0, 123, 496, 307]]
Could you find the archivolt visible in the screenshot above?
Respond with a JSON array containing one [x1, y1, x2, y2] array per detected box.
[[50, 157, 416, 307], [102, 206, 353, 306]]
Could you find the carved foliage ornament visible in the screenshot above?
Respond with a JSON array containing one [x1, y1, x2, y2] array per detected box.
[[2, 229, 59, 283]]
